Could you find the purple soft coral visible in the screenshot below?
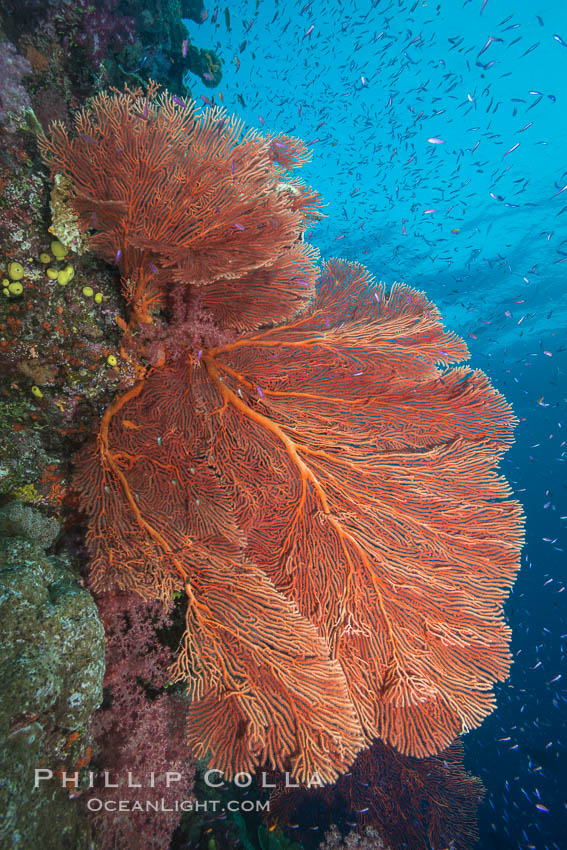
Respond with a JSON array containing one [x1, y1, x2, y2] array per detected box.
[[61, 0, 136, 66], [86, 591, 194, 850]]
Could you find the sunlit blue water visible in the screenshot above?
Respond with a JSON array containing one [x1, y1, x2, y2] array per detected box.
[[182, 1, 567, 847]]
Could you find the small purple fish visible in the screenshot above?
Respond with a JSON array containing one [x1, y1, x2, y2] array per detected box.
[[233, 223, 245, 230], [257, 386, 263, 398], [115, 249, 121, 263]]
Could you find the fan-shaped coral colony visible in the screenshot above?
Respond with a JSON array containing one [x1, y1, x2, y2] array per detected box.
[[39, 82, 524, 784]]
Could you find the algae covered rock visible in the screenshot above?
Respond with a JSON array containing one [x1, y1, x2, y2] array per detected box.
[[0, 500, 60, 548], [0, 522, 105, 849]]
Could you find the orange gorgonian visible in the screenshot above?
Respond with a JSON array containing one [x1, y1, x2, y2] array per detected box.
[[38, 83, 322, 328], [40, 85, 524, 782]]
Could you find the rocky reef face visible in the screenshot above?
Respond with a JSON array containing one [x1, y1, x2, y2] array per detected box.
[[0, 503, 105, 849]]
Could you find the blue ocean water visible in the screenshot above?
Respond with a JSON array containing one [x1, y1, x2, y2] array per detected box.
[[182, 1, 567, 847]]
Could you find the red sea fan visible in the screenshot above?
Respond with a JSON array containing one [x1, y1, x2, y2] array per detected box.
[[268, 133, 313, 169], [38, 84, 322, 327], [199, 241, 321, 332], [74, 361, 365, 783], [269, 738, 484, 850], [41, 89, 524, 781], [201, 258, 524, 758], [73, 257, 522, 777]]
